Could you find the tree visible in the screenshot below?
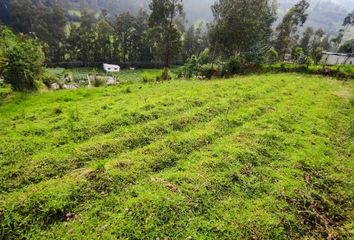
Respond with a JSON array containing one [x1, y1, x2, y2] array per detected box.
[[147, 0, 184, 67], [95, 10, 114, 62], [0, 27, 44, 91], [275, 0, 310, 59], [9, 0, 67, 63], [335, 10, 354, 51], [339, 40, 354, 53], [293, 47, 304, 64], [310, 28, 325, 64], [76, 9, 98, 64], [9, 0, 36, 33], [300, 27, 314, 55], [183, 23, 208, 61], [343, 11, 354, 26], [209, 0, 277, 62]]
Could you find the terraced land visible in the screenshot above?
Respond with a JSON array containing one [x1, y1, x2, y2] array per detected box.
[[0, 73, 353, 239]]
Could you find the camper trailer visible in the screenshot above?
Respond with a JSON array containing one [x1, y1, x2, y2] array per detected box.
[[103, 63, 120, 72]]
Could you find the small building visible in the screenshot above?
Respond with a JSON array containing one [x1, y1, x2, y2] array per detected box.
[[321, 52, 354, 65], [103, 63, 120, 72]]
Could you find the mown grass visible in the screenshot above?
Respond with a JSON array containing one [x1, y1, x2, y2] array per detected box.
[[0, 73, 353, 239]]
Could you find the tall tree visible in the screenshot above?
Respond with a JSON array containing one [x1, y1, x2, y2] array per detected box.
[[95, 10, 114, 62], [209, 0, 277, 61], [183, 23, 208, 60], [300, 26, 314, 55], [310, 28, 325, 63], [275, 0, 310, 59], [35, 0, 67, 63], [147, 0, 184, 67], [9, 0, 66, 63], [113, 10, 151, 62], [76, 9, 97, 64], [335, 10, 354, 51]]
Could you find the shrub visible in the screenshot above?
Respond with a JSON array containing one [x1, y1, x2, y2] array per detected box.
[[157, 68, 172, 81], [198, 48, 210, 65], [198, 64, 215, 79], [222, 57, 243, 76], [293, 47, 304, 64], [181, 55, 198, 78], [1, 28, 45, 92], [304, 56, 314, 67], [265, 48, 279, 64]]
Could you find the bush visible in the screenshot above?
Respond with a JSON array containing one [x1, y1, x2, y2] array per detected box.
[[265, 48, 278, 64], [157, 68, 172, 81], [1, 28, 45, 92], [198, 64, 215, 79], [222, 57, 243, 76], [198, 49, 210, 65]]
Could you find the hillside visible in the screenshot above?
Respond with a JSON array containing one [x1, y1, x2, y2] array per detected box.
[[0, 73, 353, 238]]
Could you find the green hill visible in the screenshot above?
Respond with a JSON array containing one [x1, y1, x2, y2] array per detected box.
[[0, 73, 353, 239]]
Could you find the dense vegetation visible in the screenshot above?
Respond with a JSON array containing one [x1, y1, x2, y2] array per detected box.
[[0, 0, 352, 69], [0, 73, 353, 239]]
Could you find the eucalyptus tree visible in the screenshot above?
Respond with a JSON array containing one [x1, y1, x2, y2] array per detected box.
[[275, 0, 310, 59], [147, 0, 184, 67], [209, 0, 277, 62]]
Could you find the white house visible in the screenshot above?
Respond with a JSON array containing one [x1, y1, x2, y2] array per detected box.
[[321, 52, 354, 65], [103, 63, 120, 72]]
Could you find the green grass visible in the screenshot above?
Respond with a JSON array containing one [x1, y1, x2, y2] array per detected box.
[[0, 73, 353, 239]]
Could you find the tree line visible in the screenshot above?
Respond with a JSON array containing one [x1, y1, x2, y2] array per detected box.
[[3, 0, 353, 67], [3, 0, 207, 68]]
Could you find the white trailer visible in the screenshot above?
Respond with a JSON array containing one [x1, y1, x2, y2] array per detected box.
[[103, 63, 120, 72]]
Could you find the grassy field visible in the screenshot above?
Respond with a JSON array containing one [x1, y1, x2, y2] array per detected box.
[[46, 68, 170, 83], [0, 73, 353, 239]]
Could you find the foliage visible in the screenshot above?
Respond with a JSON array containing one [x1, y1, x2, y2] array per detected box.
[[158, 67, 172, 81], [339, 39, 354, 53], [275, 0, 310, 59], [178, 55, 199, 78], [183, 23, 208, 60], [142, 71, 159, 83], [264, 48, 279, 64], [209, 0, 277, 61], [222, 56, 243, 76], [0, 74, 352, 239], [10, 0, 67, 63], [148, 0, 184, 67], [0, 56, 7, 76], [197, 64, 216, 79], [261, 63, 354, 79], [293, 47, 305, 64], [1, 27, 44, 91]]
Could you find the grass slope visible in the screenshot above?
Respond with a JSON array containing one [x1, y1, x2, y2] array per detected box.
[[0, 73, 353, 239]]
